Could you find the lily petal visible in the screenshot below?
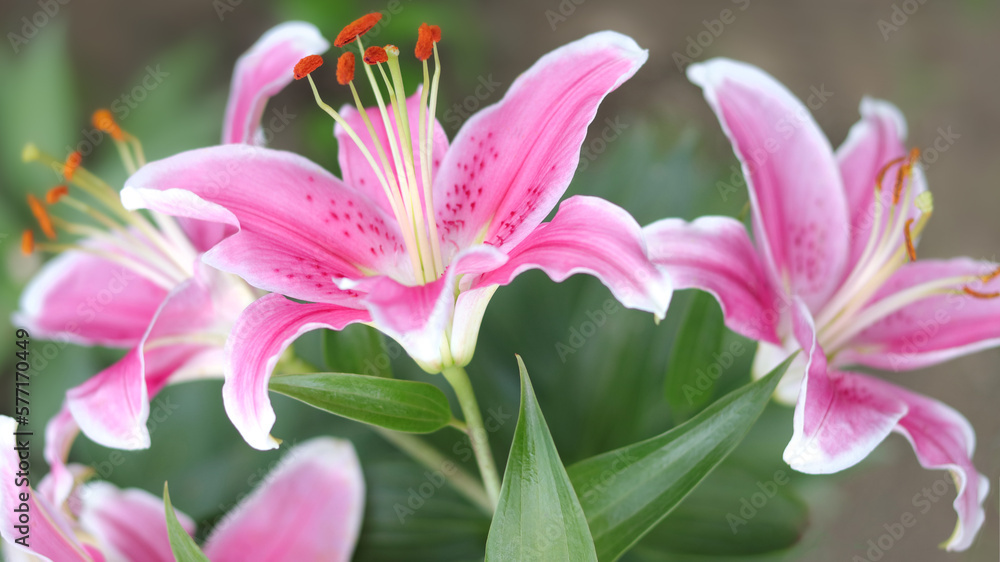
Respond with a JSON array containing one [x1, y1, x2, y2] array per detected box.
[[0, 416, 93, 562], [784, 299, 906, 474], [40, 408, 79, 507], [77, 482, 193, 562], [433, 31, 647, 256], [203, 438, 364, 562], [837, 258, 1000, 372], [222, 22, 329, 145], [65, 275, 218, 450], [474, 196, 672, 319], [122, 145, 411, 300], [836, 98, 925, 273], [644, 215, 782, 343], [364, 245, 508, 372], [449, 285, 499, 368], [223, 294, 370, 450], [13, 242, 167, 347], [688, 58, 849, 311], [336, 88, 449, 217]]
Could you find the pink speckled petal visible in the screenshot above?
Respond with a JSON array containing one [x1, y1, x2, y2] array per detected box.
[[474, 196, 672, 319], [122, 145, 411, 301], [688, 58, 849, 311], [837, 258, 1000, 372], [203, 438, 364, 562], [433, 31, 647, 258], [644, 215, 782, 343], [223, 294, 370, 450], [222, 22, 329, 145]]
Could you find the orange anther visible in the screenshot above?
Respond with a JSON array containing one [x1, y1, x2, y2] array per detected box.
[[363, 46, 388, 65], [429, 25, 441, 42], [63, 151, 82, 181], [92, 109, 124, 141], [294, 55, 324, 80], [962, 287, 1000, 299], [46, 185, 69, 204], [334, 13, 383, 47], [336, 52, 355, 85], [980, 265, 1000, 284], [21, 230, 34, 256], [875, 155, 907, 193], [415, 24, 434, 61], [27, 194, 56, 240], [903, 218, 917, 261]]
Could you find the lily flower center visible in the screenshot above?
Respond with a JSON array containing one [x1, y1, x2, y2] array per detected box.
[[20, 112, 197, 290], [814, 149, 999, 356], [295, 15, 446, 286]]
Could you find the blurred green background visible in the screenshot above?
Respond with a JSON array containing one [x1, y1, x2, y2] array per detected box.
[[1, 0, 998, 560]]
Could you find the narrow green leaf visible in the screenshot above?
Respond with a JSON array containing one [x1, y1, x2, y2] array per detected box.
[[664, 291, 726, 420], [485, 356, 598, 562], [269, 372, 451, 433], [323, 325, 394, 377], [568, 356, 794, 561], [163, 483, 209, 562]]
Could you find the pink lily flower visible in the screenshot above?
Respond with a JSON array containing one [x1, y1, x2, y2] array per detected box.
[[0, 414, 364, 562], [12, 23, 330, 451], [120, 20, 672, 450], [646, 58, 994, 550]]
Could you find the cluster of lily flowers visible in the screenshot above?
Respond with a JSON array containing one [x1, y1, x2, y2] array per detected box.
[[4, 11, 997, 559]]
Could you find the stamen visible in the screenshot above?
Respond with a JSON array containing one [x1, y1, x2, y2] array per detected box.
[[294, 55, 324, 80], [962, 287, 1000, 299], [46, 185, 69, 204], [415, 23, 434, 61], [21, 230, 34, 256], [980, 266, 1000, 284], [363, 46, 388, 65], [92, 109, 125, 141], [336, 53, 355, 85], [27, 194, 56, 239], [875, 156, 907, 193], [334, 13, 382, 47], [63, 151, 82, 181], [892, 148, 920, 204], [429, 25, 441, 42], [903, 218, 917, 261]]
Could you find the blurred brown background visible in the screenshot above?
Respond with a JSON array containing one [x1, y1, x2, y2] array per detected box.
[[1, 0, 997, 560]]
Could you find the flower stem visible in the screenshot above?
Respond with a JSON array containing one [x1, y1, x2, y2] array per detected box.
[[441, 365, 501, 508], [373, 427, 492, 514]]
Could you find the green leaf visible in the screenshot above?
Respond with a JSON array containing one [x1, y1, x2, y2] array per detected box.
[[269, 372, 451, 433], [486, 357, 598, 562], [568, 355, 794, 561], [640, 463, 808, 556], [664, 290, 726, 420], [323, 325, 393, 377], [163, 483, 209, 562]]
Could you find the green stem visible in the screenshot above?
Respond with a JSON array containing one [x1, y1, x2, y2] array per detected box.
[[374, 427, 492, 514], [441, 365, 501, 508]]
